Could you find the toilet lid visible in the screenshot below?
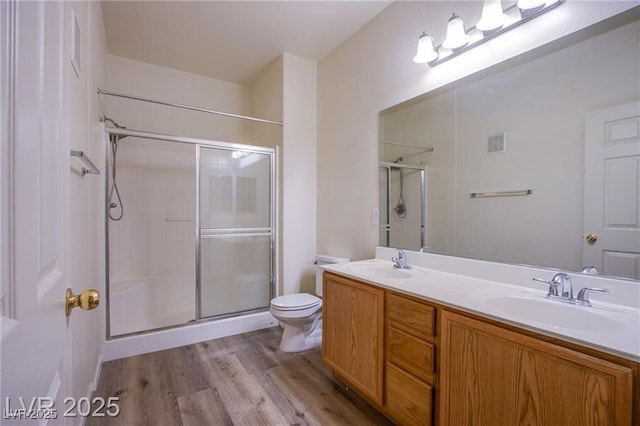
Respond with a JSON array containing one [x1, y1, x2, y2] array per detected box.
[[271, 293, 321, 311]]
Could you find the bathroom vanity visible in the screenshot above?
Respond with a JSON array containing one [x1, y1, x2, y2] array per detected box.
[[321, 249, 640, 425]]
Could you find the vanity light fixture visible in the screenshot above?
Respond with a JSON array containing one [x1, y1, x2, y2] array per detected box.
[[517, 0, 547, 17], [476, 0, 508, 33], [442, 13, 470, 50], [413, 32, 438, 64], [414, 0, 566, 66]]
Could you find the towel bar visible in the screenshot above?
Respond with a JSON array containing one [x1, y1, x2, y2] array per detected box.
[[470, 189, 532, 198], [71, 150, 100, 176]]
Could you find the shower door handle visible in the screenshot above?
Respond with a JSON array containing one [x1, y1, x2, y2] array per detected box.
[[65, 288, 100, 317]]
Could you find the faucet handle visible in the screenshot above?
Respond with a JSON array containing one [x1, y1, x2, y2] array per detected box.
[[533, 273, 571, 297], [575, 287, 609, 306], [533, 277, 559, 296]]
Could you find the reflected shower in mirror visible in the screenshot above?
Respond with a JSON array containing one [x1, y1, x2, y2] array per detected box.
[[379, 10, 640, 281], [379, 159, 427, 251]]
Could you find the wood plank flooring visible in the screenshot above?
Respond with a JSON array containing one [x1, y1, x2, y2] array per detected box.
[[87, 327, 393, 426]]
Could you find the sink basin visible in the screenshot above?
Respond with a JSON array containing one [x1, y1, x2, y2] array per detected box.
[[344, 263, 413, 280], [483, 295, 626, 333]]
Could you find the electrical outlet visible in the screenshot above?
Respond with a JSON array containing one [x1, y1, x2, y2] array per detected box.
[[371, 208, 379, 225]]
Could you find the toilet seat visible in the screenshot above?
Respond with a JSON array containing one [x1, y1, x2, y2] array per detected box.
[[270, 293, 320, 311], [270, 293, 322, 320]]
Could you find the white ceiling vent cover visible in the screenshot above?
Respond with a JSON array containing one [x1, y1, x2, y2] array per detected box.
[[71, 9, 80, 77], [488, 132, 506, 154]]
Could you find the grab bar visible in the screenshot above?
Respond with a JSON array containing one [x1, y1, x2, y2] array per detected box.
[[470, 189, 532, 198], [71, 150, 100, 176]]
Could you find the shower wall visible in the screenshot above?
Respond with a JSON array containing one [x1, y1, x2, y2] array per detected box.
[[109, 139, 196, 336]]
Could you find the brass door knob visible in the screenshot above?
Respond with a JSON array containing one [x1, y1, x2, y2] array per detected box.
[[586, 233, 598, 244], [66, 288, 100, 317]]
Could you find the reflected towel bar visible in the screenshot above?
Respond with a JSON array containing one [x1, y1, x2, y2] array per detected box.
[[71, 150, 100, 176], [165, 217, 196, 222], [470, 189, 532, 198]]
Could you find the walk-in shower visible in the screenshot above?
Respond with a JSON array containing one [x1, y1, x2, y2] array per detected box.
[[105, 128, 276, 338], [100, 89, 279, 344]]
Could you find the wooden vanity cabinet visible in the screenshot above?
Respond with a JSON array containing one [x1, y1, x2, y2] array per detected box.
[[322, 272, 637, 426], [384, 292, 437, 426], [322, 272, 385, 404], [439, 310, 634, 426]]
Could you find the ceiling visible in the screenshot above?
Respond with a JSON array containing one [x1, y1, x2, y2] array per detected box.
[[101, 1, 392, 86]]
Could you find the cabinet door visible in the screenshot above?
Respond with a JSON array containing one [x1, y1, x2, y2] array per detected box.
[[386, 362, 433, 426], [440, 310, 633, 426], [322, 273, 385, 404]]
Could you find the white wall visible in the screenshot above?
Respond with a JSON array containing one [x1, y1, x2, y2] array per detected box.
[[250, 53, 319, 296], [251, 56, 284, 295], [282, 53, 318, 295], [106, 55, 253, 143], [317, 1, 637, 261]]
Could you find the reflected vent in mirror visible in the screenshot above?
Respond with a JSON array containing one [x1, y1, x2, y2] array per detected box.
[[488, 132, 506, 154]]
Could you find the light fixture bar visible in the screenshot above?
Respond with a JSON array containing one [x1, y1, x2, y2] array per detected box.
[[427, 0, 566, 67]]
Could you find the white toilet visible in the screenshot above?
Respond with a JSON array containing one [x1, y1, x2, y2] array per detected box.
[[270, 254, 350, 352]]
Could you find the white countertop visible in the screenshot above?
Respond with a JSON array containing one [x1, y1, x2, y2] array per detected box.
[[322, 250, 640, 362]]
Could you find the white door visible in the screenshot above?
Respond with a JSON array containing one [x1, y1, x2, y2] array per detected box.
[[1, 1, 73, 423], [583, 101, 640, 279]]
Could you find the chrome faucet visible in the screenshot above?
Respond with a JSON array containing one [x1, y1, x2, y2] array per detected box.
[[534, 273, 573, 299], [533, 273, 609, 306], [391, 249, 412, 269]]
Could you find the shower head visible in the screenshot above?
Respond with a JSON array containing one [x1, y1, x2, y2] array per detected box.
[[103, 116, 121, 128], [103, 116, 128, 141]]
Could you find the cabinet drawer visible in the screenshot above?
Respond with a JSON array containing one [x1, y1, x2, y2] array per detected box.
[[386, 362, 433, 426], [387, 293, 435, 340], [387, 328, 435, 382]]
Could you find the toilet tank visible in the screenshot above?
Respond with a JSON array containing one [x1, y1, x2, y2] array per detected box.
[[314, 255, 350, 297]]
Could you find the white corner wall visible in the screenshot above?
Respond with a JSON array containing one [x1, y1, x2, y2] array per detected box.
[[317, 1, 637, 261], [251, 53, 319, 296], [282, 53, 318, 295]]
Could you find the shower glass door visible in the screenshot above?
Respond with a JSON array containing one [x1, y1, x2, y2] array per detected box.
[[197, 145, 274, 319]]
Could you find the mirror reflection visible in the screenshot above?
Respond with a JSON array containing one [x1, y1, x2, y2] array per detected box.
[[379, 13, 640, 281]]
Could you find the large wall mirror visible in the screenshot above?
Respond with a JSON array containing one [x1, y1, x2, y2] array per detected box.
[[379, 7, 640, 281]]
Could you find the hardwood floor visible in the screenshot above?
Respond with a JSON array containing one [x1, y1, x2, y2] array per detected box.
[[87, 327, 393, 426]]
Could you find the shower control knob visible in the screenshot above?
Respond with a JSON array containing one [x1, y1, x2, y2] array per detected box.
[[65, 288, 100, 317]]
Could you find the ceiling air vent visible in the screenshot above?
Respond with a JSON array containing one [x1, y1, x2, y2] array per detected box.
[[488, 132, 506, 154]]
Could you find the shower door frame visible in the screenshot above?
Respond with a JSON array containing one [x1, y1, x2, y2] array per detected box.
[[195, 143, 276, 321], [379, 161, 427, 250], [104, 127, 277, 339]]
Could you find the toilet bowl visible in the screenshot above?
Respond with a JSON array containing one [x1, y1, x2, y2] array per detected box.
[[270, 293, 323, 352], [270, 254, 349, 352]]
